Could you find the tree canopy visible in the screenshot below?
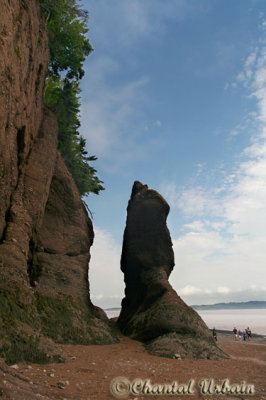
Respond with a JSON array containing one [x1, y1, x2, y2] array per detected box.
[[39, 0, 104, 196]]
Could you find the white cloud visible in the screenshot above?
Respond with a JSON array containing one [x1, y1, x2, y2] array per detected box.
[[236, 71, 246, 83], [164, 44, 266, 302], [260, 19, 266, 31], [177, 285, 266, 305], [206, 221, 226, 231], [245, 51, 257, 69], [183, 220, 205, 232], [179, 285, 232, 298], [178, 187, 222, 217], [162, 183, 224, 218], [89, 227, 124, 308], [179, 285, 211, 296], [217, 286, 230, 294], [233, 49, 258, 87], [161, 183, 179, 207]]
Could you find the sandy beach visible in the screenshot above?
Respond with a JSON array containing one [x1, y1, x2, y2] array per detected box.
[[1, 331, 266, 400]]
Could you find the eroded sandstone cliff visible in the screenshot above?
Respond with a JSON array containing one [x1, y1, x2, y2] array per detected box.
[[0, 0, 116, 364], [118, 181, 227, 359]]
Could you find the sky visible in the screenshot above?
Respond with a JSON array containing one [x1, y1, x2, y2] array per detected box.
[[79, 0, 266, 308]]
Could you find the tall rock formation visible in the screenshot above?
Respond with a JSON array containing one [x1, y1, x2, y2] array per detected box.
[[118, 181, 226, 359], [0, 0, 116, 364]]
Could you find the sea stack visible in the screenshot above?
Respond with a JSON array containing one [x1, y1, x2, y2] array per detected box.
[[118, 181, 226, 359]]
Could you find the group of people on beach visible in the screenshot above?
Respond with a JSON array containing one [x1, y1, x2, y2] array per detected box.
[[211, 326, 252, 342], [233, 327, 252, 341]]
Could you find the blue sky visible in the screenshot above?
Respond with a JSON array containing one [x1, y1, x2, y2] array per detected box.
[[80, 0, 266, 307]]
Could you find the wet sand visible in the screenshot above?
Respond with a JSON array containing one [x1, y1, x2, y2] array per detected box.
[[1, 332, 266, 400]]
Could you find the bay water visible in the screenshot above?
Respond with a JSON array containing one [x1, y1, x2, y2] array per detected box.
[[105, 308, 266, 336]]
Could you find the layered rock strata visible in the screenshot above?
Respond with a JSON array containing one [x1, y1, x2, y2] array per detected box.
[[0, 0, 116, 364], [118, 181, 226, 359]]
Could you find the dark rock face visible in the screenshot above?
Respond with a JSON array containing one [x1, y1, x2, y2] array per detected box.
[[118, 181, 226, 359], [0, 0, 117, 364], [31, 153, 117, 346]]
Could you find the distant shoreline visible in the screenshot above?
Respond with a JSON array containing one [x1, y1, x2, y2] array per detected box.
[[104, 300, 266, 311], [192, 301, 266, 310]]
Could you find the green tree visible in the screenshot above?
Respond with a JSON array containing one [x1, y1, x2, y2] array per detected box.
[[40, 0, 93, 79], [44, 77, 104, 195], [39, 0, 104, 196]]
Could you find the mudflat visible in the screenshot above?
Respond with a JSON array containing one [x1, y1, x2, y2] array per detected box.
[[1, 332, 266, 400]]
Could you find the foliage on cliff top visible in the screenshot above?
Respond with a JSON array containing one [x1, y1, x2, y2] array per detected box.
[[44, 76, 104, 195], [39, 0, 104, 196]]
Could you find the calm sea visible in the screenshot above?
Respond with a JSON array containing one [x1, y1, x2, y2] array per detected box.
[[105, 308, 266, 336]]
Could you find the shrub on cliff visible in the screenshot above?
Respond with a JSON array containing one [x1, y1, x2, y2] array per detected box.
[[39, 0, 104, 196], [39, 0, 92, 79], [44, 76, 104, 195]]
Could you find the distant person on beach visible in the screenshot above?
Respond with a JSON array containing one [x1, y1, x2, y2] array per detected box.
[[246, 327, 252, 341], [212, 327, 217, 341], [238, 329, 242, 339], [243, 330, 247, 341], [233, 327, 237, 340]]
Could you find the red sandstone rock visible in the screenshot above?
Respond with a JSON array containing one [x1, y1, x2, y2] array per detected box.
[[118, 181, 227, 359], [0, 0, 117, 364]]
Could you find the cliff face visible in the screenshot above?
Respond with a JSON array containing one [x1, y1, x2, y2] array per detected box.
[[118, 181, 226, 359], [0, 0, 116, 364], [0, 0, 49, 240]]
